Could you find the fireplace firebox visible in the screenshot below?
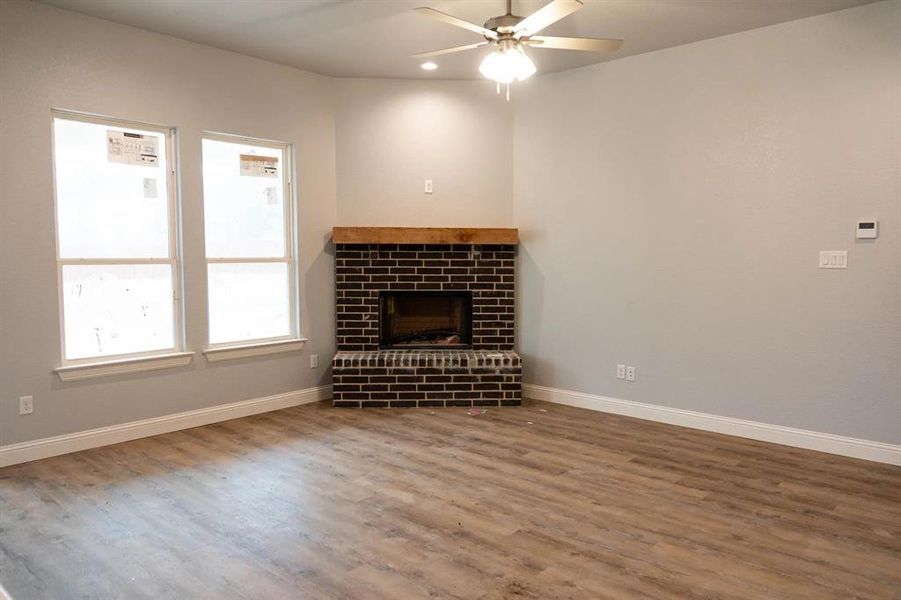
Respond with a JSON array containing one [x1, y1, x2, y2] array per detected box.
[[379, 291, 472, 349]]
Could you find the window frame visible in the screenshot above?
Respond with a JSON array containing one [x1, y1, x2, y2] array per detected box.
[[50, 109, 185, 367], [200, 131, 299, 350]]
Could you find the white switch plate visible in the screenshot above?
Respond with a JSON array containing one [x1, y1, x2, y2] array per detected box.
[[310, 354, 319, 369], [424, 179, 433, 194], [819, 251, 848, 269], [19, 395, 33, 415], [626, 366, 636, 382], [616, 364, 626, 379]]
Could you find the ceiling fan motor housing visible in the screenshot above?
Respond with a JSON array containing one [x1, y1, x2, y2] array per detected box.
[[484, 14, 524, 37]]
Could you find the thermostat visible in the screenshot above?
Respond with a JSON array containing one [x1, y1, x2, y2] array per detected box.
[[856, 221, 878, 239]]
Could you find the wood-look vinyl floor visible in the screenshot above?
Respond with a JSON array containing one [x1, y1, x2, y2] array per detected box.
[[1, 400, 899, 599]]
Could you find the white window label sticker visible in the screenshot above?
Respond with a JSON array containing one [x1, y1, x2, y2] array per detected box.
[[107, 130, 159, 166], [239, 154, 278, 178], [264, 186, 278, 205], [143, 177, 158, 198]]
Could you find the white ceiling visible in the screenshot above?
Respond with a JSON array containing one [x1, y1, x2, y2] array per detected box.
[[39, 0, 878, 80]]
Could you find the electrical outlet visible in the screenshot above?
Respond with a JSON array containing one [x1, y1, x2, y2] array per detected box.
[[310, 354, 319, 369], [424, 179, 433, 194], [626, 366, 636, 382], [19, 395, 33, 415], [616, 364, 626, 379]]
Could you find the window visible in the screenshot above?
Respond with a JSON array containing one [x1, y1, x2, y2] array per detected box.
[[201, 134, 296, 347], [52, 112, 182, 365]]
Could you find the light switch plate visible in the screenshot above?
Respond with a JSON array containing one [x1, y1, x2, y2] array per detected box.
[[819, 251, 847, 269]]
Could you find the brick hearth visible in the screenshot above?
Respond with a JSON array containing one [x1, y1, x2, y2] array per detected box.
[[332, 350, 521, 408], [332, 232, 521, 408]]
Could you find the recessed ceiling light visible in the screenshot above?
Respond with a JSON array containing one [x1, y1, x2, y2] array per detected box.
[[420, 61, 438, 71]]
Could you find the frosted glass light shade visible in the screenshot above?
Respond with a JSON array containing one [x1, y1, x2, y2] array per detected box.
[[479, 45, 536, 84]]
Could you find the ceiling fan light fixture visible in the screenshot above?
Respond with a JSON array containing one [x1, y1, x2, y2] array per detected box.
[[420, 61, 438, 70], [413, 0, 622, 90], [478, 43, 536, 84]]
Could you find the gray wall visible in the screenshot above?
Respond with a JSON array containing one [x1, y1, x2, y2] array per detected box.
[[0, 1, 515, 447], [0, 1, 338, 445], [335, 78, 513, 227], [514, 0, 901, 444], [3, 0, 898, 449]]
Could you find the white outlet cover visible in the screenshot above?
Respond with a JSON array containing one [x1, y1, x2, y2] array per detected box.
[[616, 364, 626, 379], [626, 366, 636, 382], [310, 354, 319, 368], [19, 395, 34, 415]]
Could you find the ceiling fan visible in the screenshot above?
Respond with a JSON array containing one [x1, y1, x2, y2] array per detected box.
[[412, 0, 622, 95]]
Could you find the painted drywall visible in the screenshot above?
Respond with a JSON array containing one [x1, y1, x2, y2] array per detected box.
[[335, 78, 513, 227], [514, 0, 901, 444], [4, 0, 897, 451], [0, 1, 516, 447], [0, 0, 338, 445]]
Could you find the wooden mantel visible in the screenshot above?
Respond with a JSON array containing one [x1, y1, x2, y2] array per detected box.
[[332, 227, 518, 245]]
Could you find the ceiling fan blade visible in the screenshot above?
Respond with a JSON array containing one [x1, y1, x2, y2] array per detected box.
[[524, 36, 623, 52], [412, 42, 490, 59], [513, 0, 583, 36], [414, 7, 498, 39]]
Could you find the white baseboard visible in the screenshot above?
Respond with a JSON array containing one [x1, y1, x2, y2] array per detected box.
[[0, 385, 332, 468], [523, 383, 900, 466], [5, 384, 895, 468]]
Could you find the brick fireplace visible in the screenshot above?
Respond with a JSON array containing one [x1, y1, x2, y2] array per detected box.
[[332, 227, 522, 408]]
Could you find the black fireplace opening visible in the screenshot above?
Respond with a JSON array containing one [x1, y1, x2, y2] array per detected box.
[[379, 291, 473, 349]]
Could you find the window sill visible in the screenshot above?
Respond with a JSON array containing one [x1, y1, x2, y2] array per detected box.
[[55, 352, 195, 382], [203, 338, 307, 363]]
